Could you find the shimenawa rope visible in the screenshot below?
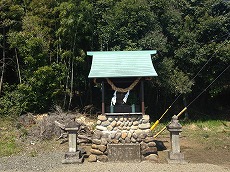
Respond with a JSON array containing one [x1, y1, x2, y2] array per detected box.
[[106, 78, 141, 92]]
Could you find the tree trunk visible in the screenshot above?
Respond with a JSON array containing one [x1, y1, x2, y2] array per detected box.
[[183, 95, 189, 120], [15, 48, 22, 84], [89, 81, 92, 104], [68, 56, 74, 110], [0, 27, 6, 95], [68, 32, 77, 110], [63, 58, 70, 109]]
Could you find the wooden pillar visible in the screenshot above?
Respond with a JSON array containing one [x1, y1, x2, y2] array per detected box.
[[141, 80, 145, 115], [102, 81, 105, 115]]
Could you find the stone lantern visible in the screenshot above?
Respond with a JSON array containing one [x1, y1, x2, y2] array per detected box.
[[167, 115, 186, 164], [62, 123, 84, 164]]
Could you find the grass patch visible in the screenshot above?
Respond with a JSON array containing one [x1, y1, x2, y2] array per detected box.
[[182, 120, 230, 150], [0, 138, 20, 156], [151, 119, 230, 150], [0, 117, 21, 157]]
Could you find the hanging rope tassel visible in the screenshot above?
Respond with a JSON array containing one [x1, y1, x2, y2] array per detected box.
[[111, 91, 117, 106], [123, 90, 130, 104]]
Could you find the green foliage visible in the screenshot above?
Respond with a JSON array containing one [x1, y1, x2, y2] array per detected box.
[[0, 84, 27, 116], [0, 0, 229, 117], [17, 63, 67, 113], [154, 58, 193, 95], [96, 0, 160, 50], [0, 63, 67, 115]]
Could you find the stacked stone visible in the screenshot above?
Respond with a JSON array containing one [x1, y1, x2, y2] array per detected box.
[[88, 114, 158, 162], [95, 115, 151, 133]]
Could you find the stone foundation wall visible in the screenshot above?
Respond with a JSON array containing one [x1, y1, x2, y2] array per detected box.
[[88, 114, 158, 162]]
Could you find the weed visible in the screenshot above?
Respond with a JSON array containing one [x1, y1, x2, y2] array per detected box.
[[20, 127, 29, 138], [29, 150, 38, 157]]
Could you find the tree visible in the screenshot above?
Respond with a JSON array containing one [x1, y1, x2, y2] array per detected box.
[[0, 0, 24, 94], [95, 0, 162, 50]]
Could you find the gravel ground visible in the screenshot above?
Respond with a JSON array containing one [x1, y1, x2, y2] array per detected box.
[[0, 152, 229, 172]]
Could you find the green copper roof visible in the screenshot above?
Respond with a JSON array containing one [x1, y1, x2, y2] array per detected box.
[[87, 50, 158, 78]]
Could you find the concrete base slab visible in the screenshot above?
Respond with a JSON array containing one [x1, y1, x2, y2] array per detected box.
[[108, 143, 141, 162], [62, 157, 84, 164], [166, 158, 188, 164], [62, 151, 84, 164], [167, 151, 187, 164], [168, 151, 185, 160]]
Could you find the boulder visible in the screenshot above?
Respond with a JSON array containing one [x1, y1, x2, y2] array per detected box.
[[125, 137, 131, 143], [96, 120, 102, 125], [111, 139, 119, 144], [96, 126, 107, 131], [88, 154, 97, 162], [93, 131, 102, 139], [131, 137, 137, 143], [97, 155, 108, 162], [111, 121, 117, 127], [110, 132, 116, 139], [115, 132, 122, 140], [124, 121, 129, 127], [91, 144, 98, 149], [98, 115, 107, 121], [133, 121, 139, 126], [90, 148, 103, 155], [116, 121, 122, 126], [139, 133, 147, 139], [131, 126, 138, 130], [148, 142, 156, 147], [101, 132, 109, 138], [141, 147, 157, 155], [128, 121, 133, 127], [132, 132, 138, 139], [147, 132, 153, 137], [142, 115, 150, 123], [144, 137, 155, 143], [139, 123, 150, 130], [140, 142, 148, 150], [121, 132, 127, 139], [101, 121, 110, 127], [101, 138, 108, 145], [98, 145, 107, 152], [92, 139, 101, 145], [107, 125, 113, 131], [144, 154, 158, 162], [108, 117, 113, 122]]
